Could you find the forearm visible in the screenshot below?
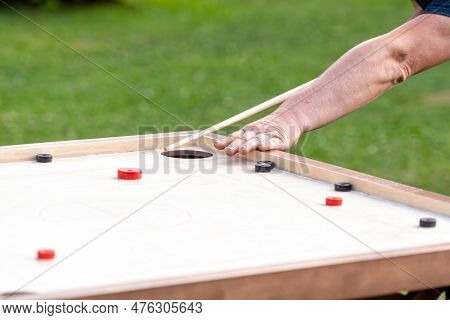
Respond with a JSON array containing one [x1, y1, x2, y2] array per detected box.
[[273, 14, 450, 132], [278, 36, 400, 132]]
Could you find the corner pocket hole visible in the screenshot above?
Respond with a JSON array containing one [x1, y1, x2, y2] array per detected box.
[[161, 150, 213, 159]]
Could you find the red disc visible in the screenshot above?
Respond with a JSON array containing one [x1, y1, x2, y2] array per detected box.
[[326, 196, 342, 206], [37, 249, 55, 260], [117, 168, 142, 180]]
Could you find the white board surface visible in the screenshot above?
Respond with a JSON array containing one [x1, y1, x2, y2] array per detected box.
[[0, 150, 449, 295]]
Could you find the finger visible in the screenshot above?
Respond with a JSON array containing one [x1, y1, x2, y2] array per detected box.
[[238, 136, 261, 154], [214, 127, 249, 150], [214, 125, 259, 151], [241, 128, 258, 141], [230, 129, 245, 138], [213, 136, 235, 150], [238, 132, 269, 154], [224, 138, 246, 156]]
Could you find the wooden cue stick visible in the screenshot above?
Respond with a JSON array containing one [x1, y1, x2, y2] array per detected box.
[[164, 78, 316, 151]]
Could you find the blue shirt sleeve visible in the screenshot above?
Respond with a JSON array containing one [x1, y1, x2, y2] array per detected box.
[[418, 0, 450, 17]]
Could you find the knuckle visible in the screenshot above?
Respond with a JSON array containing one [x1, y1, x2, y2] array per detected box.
[[243, 125, 260, 133], [266, 126, 287, 142]]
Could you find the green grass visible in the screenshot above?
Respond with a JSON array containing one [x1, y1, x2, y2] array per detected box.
[[0, 0, 449, 194]]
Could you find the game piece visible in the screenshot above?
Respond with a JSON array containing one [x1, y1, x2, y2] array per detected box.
[[326, 196, 342, 206], [37, 249, 55, 260], [117, 168, 142, 180], [36, 154, 53, 163], [334, 182, 352, 192], [419, 217, 436, 228], [258, 160, 276, 169], [255, 161, 274, 173]]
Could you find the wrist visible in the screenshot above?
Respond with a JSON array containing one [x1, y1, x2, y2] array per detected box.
[[271, 105, 312, 134]]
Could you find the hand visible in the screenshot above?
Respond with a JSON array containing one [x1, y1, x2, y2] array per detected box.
[[213, 114, 303, 156]]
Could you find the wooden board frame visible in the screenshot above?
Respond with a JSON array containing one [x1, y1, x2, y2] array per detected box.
[[1, 131, 449, 300]]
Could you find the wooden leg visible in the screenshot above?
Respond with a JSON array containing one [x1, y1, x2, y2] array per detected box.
[[372, 287, 447, 300], [369, 292, 409, 300], [405, 289, 442, 300], [443, 286, 450, 300]]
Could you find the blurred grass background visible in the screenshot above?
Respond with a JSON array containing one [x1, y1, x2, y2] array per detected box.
[[0, 0, 448, 194]]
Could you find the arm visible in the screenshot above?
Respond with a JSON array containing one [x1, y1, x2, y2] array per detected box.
[[411, 0, 424, 18], [214, 13, 450, 156]]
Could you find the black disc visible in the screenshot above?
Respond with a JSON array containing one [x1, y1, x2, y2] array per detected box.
[[334, 182, 352, 192], [257, 161, 275, 169], [419, 217, 436, 228], [255, 161, 274, 173], [36, 154, 53, 163]]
